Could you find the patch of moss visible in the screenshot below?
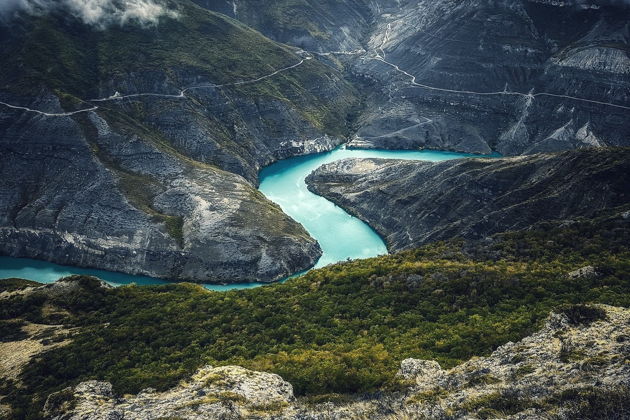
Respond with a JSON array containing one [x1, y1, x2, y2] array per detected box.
[[467, 373, 501, 387], [460, 391, 537, 418], [249, 400, 289, 414], [514, 364, 536, 377], [164, 216, 185, 248], [559, 342, 587, 363], [407, 388, 449, 405]]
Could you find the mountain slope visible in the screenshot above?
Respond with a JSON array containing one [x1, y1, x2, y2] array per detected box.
[[306, 148, 630, 251], [205, 0, 630, 155], [0, 0, 360, 282], [348, 0, 630, 154], [46, 305, 630, 419], [1, 210, 629, 417], [191, 0, 374, 52]]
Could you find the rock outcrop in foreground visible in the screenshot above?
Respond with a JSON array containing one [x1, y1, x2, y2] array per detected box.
[[50, 305, 630, 419], [306, 148, 630, 251]]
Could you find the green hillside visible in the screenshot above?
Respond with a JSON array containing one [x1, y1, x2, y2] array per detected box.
[[2, 209, 629, 418], [0, 0, 357, 135]]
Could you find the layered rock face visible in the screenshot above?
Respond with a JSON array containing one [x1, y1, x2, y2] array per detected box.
[[207, 0, 630, 155], [347, 0, 630, 155], [0, 1, 359, 282], [50, 305, 630, 419], [306, 148, 630, 251], [0, 110, 320, 282]]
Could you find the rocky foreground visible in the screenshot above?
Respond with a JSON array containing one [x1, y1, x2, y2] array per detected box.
[[46, 304, 630, 419], [306, 148, 630, 251]]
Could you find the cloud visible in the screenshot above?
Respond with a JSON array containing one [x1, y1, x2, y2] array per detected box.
[[0, 0, 179, 27]]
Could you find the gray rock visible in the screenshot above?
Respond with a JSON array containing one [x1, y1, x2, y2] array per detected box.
[[75, 381, 115, 398], [54, 305, 630, 420], [0, 8, 360, 283], [349, 0, 630, 155], [213, 0, 630, 155], [567, 265, 598, 279], [55, 365, 294, 420], [398, 359, 444, 382], [306, 148, 630, 251], [0, 102, 324, 283]]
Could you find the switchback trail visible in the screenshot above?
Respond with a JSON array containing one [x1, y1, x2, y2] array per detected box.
[[0, 57, 311, 117], [0, 101, 98, 117]]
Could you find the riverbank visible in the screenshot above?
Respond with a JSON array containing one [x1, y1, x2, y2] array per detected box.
[[1, 147, 486, 289]]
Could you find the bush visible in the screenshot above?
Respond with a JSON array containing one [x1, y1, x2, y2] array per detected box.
[[557, 304, 607, 326], [554, 386, 630, 420], [4, 214, 630, 418]]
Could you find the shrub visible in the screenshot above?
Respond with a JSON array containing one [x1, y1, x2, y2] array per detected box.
[[557, 304, 607, 326]]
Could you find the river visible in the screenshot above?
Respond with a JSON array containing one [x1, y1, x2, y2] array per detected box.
[[0, 147, 487, 290]]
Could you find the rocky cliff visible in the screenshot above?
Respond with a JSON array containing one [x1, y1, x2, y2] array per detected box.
[[47, 304, 630, 419], [347, 0, 630, 155], [201, 0, 630, 155], [1, 0, 629, 282], [306, 148, 630, 251], [0, 0, 359, 282]]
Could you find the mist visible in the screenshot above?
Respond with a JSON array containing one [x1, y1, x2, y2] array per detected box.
[[0, 0, 179, 27]]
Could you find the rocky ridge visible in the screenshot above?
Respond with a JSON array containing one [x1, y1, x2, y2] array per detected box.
[[348, 0, 630, 155], [211, 0, 630, 155], [306, 148, 630, 251], [48, 304, 630, 419], [0, 1, 358, 283]]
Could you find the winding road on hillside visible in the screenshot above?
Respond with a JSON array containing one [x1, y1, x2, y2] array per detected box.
[[366, 24, 630, 111], [2, 34, 629, 116], [0, 57, 312, 117]]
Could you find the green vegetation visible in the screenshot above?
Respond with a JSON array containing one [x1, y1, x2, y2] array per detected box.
[[6, 1, 298, 96], [551, 386, 630, 419], [0, 320, 27, 342], [0, 278, 41, 292], [227, 0, 336, 40], [1, 0, 357, 136], [459, 390, 538, 419], [1, 212, 629, 418], [556, 303, 607, 326]]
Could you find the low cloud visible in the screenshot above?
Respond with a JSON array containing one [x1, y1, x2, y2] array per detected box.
[[0, 0, 179, 27]]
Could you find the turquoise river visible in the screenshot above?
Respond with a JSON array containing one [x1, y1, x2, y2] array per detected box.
[[0, 147, 489, 290]]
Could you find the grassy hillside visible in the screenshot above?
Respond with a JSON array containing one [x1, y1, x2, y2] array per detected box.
[[2, 208, 629, 418], [0, 0, 357, 136], [191, 0, 372, 47]]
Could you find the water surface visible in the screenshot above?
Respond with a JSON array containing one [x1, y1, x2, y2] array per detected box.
[[0, 147, 490, 289], [258, 147, 482, 267]]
